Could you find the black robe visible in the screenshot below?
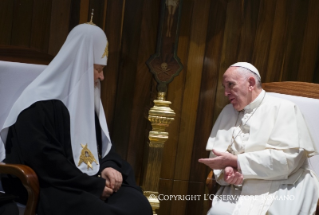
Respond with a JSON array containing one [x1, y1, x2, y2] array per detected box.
[[2, 100, 152, 215]]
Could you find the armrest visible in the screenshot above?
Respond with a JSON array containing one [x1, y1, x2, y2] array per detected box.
[[0, 163, 39, 215]]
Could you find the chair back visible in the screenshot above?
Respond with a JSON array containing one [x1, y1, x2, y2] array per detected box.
[[0, 61, 46, 131], [263, 82, 319, 176], [0, 61, 47, 215]]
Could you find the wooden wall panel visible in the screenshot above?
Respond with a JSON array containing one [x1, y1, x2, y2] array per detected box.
[[189, 0, 227, 185], [161, 0, 193, 180], [185, 182, 208, 215], [0, 0, 14, 45], [126, 0, 160, 183], [169, 180, 188, 215], [11, 0, 34, 47], [79, 0, 90, 24], [158, 1, 194, 212], [69, 0, 81, 31], [214, 0, 242, 121], [251, 0, 276, 79], [102, 0, 125, 133], [297, 0, 319, 82], [265, 0, 290, 83], [313, 62, 319, 84], [158, 179, 174, 215], [237, 0, 260, 62], [167, 1, 211, 213], [89, 0, 106, 28], [111, 0, 144, 159], [174, 0, 211, 181], [281, 0, 309, 81], [30, 0, 52, 52], [48, 0, 71, 56]]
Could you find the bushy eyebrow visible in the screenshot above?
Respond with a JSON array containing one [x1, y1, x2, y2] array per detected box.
[[95, 66, 105, 71], [222, 81, 236, 89]]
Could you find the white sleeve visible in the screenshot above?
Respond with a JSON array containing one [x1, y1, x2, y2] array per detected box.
[[238, 148, 306, 180]]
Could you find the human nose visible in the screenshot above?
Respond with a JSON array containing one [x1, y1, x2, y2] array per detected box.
[[224, 88, 230, 97]]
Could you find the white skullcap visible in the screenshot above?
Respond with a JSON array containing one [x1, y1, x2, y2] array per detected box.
[[230, 62, 260, 78]]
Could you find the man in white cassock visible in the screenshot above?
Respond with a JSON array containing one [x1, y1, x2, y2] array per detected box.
[[199, 62, 319, 215], [0, 23, 152, 214]]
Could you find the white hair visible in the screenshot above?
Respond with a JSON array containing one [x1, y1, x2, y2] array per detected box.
[[236, 67, 262, 89]]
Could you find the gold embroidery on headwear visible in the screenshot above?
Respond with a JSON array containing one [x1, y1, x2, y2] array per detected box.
[[102, 42, 108, 58], [78, 144, 98, 170]]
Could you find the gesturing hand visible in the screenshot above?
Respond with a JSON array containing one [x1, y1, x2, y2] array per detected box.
[[101, 167, 123, 192], [224, 166, 243, 185], [198, 149, 238, 169]]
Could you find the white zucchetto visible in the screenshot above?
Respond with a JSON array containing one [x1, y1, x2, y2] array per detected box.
[[230, 62, 261, 78]]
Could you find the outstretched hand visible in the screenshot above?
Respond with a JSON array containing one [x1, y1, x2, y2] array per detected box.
[[198, 149, 238, 170]]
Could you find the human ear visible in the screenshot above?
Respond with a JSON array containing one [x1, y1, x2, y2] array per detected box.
[[248, 77, 256, 90]]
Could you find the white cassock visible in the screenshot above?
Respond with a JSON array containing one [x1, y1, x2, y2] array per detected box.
[[206, 90, 319, 215]]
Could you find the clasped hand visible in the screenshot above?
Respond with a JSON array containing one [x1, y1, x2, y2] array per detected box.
[[224, 166, 243, 185], [198, 149, 243, 185], [100, 167, 123, 200]]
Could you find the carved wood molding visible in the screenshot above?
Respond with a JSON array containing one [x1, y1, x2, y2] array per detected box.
[[263, 81, 319, 99], [0, 46, 53, 65]]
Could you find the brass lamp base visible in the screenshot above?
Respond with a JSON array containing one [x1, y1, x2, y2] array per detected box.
[[144, 191, 160, 215], [142, 92, 175, 214]]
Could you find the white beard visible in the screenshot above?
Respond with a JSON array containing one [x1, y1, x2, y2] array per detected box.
[[94, 80, 101, 115]]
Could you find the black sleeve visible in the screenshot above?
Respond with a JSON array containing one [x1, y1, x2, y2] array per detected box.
[[4, 101, 105, 198], [94, 112, 123, 174], [99, 146, 123, 173], [95, 108, 139, 188], [95, 113, 132, 182]]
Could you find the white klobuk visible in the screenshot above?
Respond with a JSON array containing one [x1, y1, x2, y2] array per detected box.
[[0, 24, 112, 175]]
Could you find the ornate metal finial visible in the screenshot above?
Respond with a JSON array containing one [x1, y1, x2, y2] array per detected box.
[[86, 9, 96, 26], [157, 92, 166, 101]]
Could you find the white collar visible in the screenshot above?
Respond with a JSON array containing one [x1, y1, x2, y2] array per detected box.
[[243, 90, 265, 112]]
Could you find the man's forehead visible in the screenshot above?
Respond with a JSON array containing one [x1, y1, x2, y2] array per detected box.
[[223, 67, 240, 80]]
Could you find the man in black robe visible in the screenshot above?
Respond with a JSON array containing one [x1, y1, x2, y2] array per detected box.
[[2, 100, 152, 215], [0, 23, 152, 215]]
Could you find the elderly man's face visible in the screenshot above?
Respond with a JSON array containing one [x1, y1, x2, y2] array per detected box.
[[222, 67, 251, 111], [94, 64, 105, 86]]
